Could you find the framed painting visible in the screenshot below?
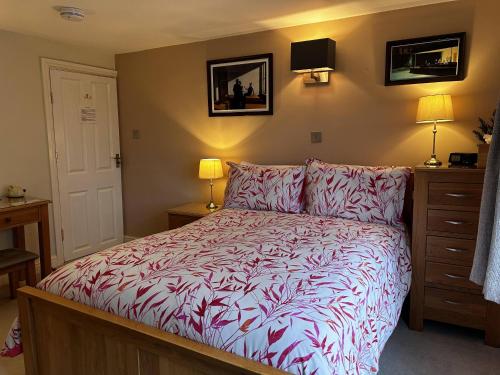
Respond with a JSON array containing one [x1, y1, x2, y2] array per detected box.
[[207, 53, 273, 116], [385, 32, 466, 86]]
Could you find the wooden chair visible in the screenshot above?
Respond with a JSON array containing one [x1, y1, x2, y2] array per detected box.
[[0, 249, 38, 298]]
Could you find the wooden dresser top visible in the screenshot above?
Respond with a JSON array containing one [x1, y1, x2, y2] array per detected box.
[[167, 202, 221, 217], [414, 165, 486, 173], [0, 196, 50, 213]]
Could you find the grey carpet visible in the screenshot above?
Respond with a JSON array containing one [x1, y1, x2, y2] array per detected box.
[[379, 321, 500, 374]]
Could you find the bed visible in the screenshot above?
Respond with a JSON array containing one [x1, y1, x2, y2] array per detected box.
[[4, 205, 411, 375]]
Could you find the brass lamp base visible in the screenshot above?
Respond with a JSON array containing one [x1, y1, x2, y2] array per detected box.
[[424, 156, 442, 167], [424, 121, 442, 168], [205, 179, 218, 210], [206, 201, 218, 210]]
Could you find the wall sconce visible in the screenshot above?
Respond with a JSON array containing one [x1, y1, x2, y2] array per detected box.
[[291, 38, 336, 84]]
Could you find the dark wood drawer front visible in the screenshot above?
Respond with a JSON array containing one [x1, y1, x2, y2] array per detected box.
[[426, 236, 475, 265], [428, 183, 482, 207], [0, 207, 39, 229], [425, 262, 480, 290], [427, 209, 479, 235], [425, 287, 486, 317], [424, 287, 486, 329], [168, 214, 199, 230]]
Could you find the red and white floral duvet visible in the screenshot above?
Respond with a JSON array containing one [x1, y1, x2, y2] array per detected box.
[[3, 208, 411, 374]]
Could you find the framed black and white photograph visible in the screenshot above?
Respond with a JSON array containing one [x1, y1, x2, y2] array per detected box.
[[207, 53, 273, 116], [385, 32, 465, 86]]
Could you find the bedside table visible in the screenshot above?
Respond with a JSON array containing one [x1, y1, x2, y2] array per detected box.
[[409, 165, 500, 347], [167, 203, 221, 230]]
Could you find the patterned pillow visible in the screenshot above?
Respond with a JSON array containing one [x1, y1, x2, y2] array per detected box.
[[304, 159, 410, 226], [223, 162, 305, 213], [240, 161, 298, 168]]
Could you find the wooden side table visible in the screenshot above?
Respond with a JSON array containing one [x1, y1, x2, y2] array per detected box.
[[0, 196, 52, 278], [167, 203, 221, 230]]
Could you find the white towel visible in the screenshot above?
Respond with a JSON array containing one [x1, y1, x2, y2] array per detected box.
[[470, 102, 500, 303]]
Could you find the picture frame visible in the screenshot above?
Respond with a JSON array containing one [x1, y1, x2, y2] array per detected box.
[[385, 32, 466, 86], [206, 53, 273, 116]]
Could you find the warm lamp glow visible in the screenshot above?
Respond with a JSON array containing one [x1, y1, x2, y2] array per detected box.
[[416, 94, 454, 124], [199, 159, 223, 180], [416, 94, 454, 167]]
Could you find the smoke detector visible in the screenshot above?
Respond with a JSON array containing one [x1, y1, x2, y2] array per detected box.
[[57, 6, 85, 21]]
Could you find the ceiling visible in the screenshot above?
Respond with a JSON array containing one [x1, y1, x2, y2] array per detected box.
[[0, 0, 455, 53]]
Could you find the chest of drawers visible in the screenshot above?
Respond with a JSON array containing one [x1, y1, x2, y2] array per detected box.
[[409, 166, 500, 346]]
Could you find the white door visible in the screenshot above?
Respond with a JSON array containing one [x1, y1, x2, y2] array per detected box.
[[50, 69, 123, 262]]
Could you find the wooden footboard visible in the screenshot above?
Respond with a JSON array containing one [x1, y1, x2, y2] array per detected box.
[[17, 286, 286, 375]]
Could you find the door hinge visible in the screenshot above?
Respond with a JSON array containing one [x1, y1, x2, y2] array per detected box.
[[50, 92, 54, 104], [61, 228, 64, 242], [55, 151, 59, 162]]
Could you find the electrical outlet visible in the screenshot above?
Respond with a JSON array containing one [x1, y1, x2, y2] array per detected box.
[[132, 129, 140, 140], [311, 131, 322, 144]]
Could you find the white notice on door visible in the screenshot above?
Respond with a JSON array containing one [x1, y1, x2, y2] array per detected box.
[[81, 107, 96, 122]]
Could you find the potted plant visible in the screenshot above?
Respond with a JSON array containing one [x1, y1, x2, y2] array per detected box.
[[473, 110, 495, 168]]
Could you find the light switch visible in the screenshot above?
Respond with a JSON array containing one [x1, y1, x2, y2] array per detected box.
[[132, 129, 140, 139], [311, 131, 322, 143]]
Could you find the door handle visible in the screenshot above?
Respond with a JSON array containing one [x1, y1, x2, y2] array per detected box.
[[112, 154, 121, 168]]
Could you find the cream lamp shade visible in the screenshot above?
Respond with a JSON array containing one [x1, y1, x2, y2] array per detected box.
[[199, 159, 223, 180], [416, 94, 454, 123]]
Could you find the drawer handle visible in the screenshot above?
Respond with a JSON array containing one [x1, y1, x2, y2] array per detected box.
[[445, 247, 466, 253], [444, 220, 466, 225], [444, 273, 465, 280], [4, 217, 12, 223], [445, 193, 467, 198], [443, 299, 462, 305]]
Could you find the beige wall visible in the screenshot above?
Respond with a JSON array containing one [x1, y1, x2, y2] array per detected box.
[[116, 0, 500, 238], [0, 29, 115, 251]]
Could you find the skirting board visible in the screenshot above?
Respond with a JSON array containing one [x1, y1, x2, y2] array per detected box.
[[124, 235, 139, 242]]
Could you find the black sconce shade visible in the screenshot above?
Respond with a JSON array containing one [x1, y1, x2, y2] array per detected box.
[[291, 38, 336, 73]]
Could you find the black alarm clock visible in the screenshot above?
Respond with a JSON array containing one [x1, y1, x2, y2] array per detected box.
[[448, 153, 478, 167]]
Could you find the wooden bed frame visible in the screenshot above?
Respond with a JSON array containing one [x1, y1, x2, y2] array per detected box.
[[17, 286, 287, 375], [17, 176, 416, 375]]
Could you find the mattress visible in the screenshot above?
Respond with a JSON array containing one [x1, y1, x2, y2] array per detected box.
[[3, 208, 411, 374]]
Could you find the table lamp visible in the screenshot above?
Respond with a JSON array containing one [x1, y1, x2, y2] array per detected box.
[[416, 94, 454, 167], [199, 158, 223, 209]]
